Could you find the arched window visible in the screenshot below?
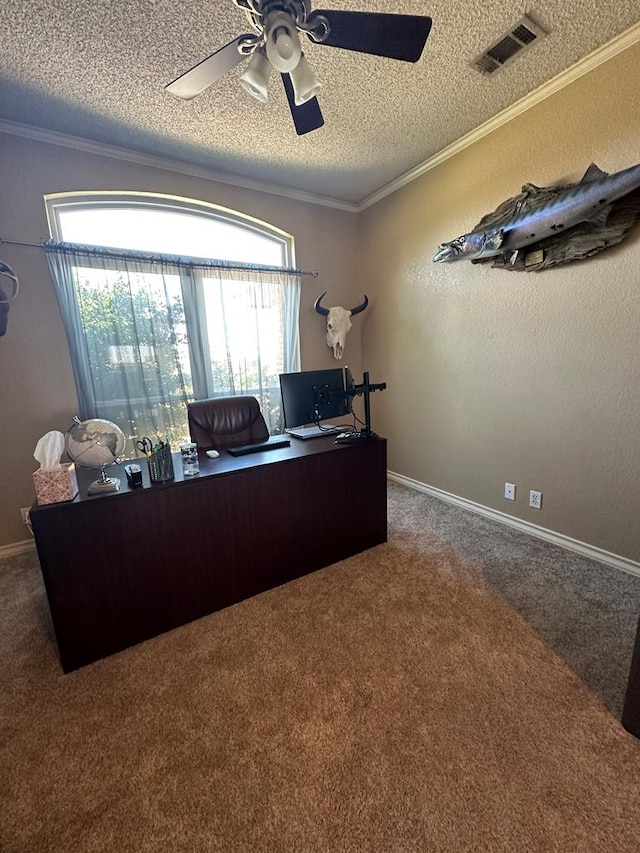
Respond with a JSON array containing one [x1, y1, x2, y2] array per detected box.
[[45, 193, 300, 449]]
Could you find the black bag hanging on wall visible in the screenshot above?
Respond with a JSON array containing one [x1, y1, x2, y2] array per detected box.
[[0, 262, 19, 337], [0, 288, 8, 336]]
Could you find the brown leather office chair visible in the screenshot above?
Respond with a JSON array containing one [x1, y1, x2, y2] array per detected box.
[[187, 396, 269, 451]]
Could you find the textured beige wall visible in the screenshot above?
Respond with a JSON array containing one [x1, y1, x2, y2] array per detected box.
[[0, 137, 359, 546], [359, 41, 640, 562]]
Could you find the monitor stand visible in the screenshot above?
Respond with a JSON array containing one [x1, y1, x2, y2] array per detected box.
[[337, 371, 386, 441]]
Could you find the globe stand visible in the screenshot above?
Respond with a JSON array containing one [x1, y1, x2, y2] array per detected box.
[[87, 464, 121, 495]]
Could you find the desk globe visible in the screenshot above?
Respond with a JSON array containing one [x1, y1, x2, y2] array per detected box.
[[65, 416, 126, 495]]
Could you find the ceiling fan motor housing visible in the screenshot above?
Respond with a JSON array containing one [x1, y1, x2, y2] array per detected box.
[[249, 0, 327, 45], [255, 1, 312, 25]]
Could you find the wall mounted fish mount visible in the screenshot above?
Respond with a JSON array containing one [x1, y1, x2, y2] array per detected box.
[[433, 162, 640, 271]]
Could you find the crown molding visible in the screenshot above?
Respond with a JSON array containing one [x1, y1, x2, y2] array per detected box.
[[0, 118, 359, 214], [359, 20, 640, 211], [388, 472, 640, 579]]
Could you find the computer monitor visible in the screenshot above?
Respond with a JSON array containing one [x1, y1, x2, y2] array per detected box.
[[279, 368, 349, 429]]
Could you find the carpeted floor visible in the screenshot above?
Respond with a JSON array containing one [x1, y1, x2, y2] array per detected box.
[[2, 480, 640, 852], [387, 483, 640, 719]]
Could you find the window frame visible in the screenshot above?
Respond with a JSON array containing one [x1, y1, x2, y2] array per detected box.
[[44, 191, 300, 441], [45, 191, 295, 268]]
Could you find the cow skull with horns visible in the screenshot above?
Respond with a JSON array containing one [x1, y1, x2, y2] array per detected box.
[[314, 292, 369, 360]]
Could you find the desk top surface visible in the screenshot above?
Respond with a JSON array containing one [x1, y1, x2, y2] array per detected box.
[[31, 434, 386, 513]]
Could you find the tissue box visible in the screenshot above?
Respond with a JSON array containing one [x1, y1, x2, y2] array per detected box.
[[33, 463, 79, 505]]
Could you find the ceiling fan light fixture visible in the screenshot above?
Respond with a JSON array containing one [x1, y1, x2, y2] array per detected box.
[[239, 47, 271, 103], [289, 52, 322, 105], [164, 3, 433, 135], [264, 11, 302, 73]]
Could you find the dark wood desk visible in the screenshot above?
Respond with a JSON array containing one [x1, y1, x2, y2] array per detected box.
[[30, 436, 387, 672]]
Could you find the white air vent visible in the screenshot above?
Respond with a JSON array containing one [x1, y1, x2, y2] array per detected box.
[[472, 15, 547, 76]]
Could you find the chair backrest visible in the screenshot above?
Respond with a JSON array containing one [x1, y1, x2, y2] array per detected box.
[[187, 396, 269, 451]]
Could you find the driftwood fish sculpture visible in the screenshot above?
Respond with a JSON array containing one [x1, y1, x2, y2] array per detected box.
[[433, 161, 640, 264]]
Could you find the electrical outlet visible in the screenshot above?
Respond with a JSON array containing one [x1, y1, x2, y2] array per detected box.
[[20, 507, 31, 525], [504, 482, 516, 500], [529, 490, 542, 509]]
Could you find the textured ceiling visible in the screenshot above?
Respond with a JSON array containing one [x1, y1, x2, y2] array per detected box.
[[1, 1, 640, 205]]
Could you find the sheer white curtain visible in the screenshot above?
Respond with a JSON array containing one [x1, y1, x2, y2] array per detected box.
[[186, 265, 300, 428], [46, 242, 300, 453]]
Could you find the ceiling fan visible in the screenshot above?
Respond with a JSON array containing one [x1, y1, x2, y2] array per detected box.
[[165, 0, 433, 135]]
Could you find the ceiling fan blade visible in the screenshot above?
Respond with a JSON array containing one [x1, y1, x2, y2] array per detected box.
[[281, 74, 324, 136], [165, 35, 252, 99], [311, 10, 432, 62]]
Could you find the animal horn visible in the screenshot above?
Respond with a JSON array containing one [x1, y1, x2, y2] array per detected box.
[[314, 292, 329, 316], [349, 295, 369, 316]]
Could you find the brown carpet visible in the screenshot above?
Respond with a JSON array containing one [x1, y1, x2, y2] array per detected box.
[[2, 481, 640, 852]]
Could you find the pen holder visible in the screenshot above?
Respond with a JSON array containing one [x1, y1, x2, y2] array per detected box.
[[147, 444, 174, 483]]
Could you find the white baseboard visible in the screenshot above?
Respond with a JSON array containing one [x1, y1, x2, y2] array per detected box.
[[388, 471, 640, 579], [0, 540, 36, 559]]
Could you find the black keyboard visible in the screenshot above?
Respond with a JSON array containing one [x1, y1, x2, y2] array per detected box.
[[227, 436, 291, 456]]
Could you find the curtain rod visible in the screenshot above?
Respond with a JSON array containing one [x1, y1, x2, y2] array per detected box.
[[0, 237, 319, 277]]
